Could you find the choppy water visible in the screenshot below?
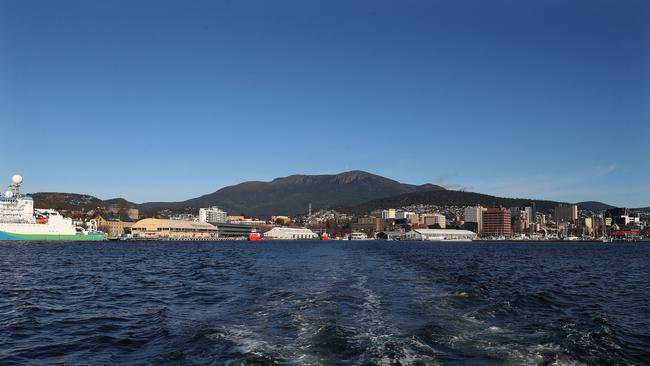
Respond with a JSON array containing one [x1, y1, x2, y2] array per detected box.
[[1, 241, 649, 365]]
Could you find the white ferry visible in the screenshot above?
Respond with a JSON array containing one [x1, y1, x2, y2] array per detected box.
[[0, 175, 104, 241]]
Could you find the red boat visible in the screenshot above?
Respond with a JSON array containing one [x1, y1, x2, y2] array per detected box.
[[248, 231, 264, 241], [320, 232, 331, 240]]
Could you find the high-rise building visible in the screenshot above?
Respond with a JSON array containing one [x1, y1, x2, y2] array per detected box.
[[482, 208, 512, 237], [199, 207, 228, 224], [583, 217, 593, 235], [555, 204, 578, 223], [464, 206, 486, 234], [513, 215, 529, 234], [524, 203, 536, 224]]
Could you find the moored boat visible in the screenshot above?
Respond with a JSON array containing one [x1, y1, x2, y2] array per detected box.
[[0, 175, 104, 241], [248, 230, 264, 241], [347, 232, 369, 240]]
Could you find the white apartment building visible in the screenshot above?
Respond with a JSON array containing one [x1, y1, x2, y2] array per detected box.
[[199, 206, 228, 224]]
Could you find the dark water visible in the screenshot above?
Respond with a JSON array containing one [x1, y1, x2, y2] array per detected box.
[[1, 241, 649, 365]]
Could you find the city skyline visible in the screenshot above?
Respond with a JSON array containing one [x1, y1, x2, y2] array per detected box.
[[1, 0, 649, 207]]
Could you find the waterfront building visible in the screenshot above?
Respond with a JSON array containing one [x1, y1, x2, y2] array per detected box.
[[482, 208, 512, 237], [351, 217, 384, 235], [463, 206, 486, 233], [95, 216, 132, 237], [420, 213, 446, 229], [375, 230, 403, 240], [216, 223, 255, 238], [402, 229, 477, 241], [227, 216, 266, 226], [555, 204, 578, 223], [263, 227, 318, 240], [130, 218, 218, 240], [199, 206, 227, 224]]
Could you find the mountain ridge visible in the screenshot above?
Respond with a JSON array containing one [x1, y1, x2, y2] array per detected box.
[[29, 171, 646, 217], [137, 170, 445, 216], [576, 201, 616, 211]]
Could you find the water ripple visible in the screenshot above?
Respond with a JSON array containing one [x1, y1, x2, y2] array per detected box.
[[0, 241, 649, 365]]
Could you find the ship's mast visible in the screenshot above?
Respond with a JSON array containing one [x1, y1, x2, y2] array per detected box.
[[5, 175, 23, 198]]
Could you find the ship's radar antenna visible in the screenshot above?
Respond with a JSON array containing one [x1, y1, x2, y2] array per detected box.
[[8, 174, 23, 197]]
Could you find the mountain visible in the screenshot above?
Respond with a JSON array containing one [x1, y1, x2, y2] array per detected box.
[[30, 193, 138, 212], [103, 198, 140, 208], [337, 190, 566, 215], [29, 192, 106, 212], [27, 172, 645, 218], [577, 201, 616, 211], [139, 171, 445, 217]]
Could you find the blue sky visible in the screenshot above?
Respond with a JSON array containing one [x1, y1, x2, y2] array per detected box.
[[1, 0, 648, 207]]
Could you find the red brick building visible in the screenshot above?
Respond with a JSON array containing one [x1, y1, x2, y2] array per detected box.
[[482, 208, 512, 237]]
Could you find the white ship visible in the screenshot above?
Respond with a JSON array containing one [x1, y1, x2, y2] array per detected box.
[[0, 175, 104, 241]]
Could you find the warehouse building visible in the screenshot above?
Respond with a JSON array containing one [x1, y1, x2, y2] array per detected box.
[[402, 229, 477, 241], [130, 218, 218, 240], [263, 227, 318, 240]]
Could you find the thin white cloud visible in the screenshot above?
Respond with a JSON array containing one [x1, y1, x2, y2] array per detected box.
[[440, 163, 623, 201]]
